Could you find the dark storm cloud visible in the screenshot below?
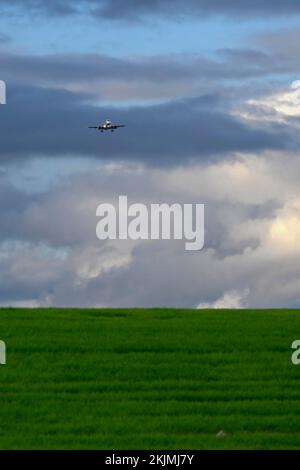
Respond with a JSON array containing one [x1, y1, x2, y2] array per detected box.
[[1, 0, 300, 19], [0, 47, 294, 167], [0, 50, 218, 84], [94, 0, 300, 21], [0, 83, 290, 165], [0, 47, 296, 110], [0, 49, 277, 88], [0, 0, 77, 16]]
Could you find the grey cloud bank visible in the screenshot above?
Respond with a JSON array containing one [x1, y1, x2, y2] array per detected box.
[[0, 40, 298, 165], [1, 6, 300, 309], [1, 152, 300, 308], [0, 83, 291, 164], [0, 48, 295, 91]]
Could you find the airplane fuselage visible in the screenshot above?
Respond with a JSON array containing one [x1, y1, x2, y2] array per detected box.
[[89, 119, 125, 132], [102, 120, 113, 129]]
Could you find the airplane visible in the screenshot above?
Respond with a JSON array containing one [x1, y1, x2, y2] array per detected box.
[[88, 119, 125, 132]]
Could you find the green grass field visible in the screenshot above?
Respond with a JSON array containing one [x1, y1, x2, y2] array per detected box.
[[0, 308, 299, 449]]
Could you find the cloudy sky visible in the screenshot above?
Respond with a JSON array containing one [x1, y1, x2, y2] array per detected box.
[[1, 1, 300, 308]]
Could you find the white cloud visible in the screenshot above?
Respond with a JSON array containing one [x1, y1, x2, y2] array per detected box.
[[197, 289, 249, 309], [70, 244, 133, 285], [160, 151, 298, 205], [266, 198, 300, 254], [237, 80, 300, 122]]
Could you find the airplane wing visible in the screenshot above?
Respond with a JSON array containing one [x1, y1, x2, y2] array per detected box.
[[88, 126, 99, 129], [112, 125, 125, 129]]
